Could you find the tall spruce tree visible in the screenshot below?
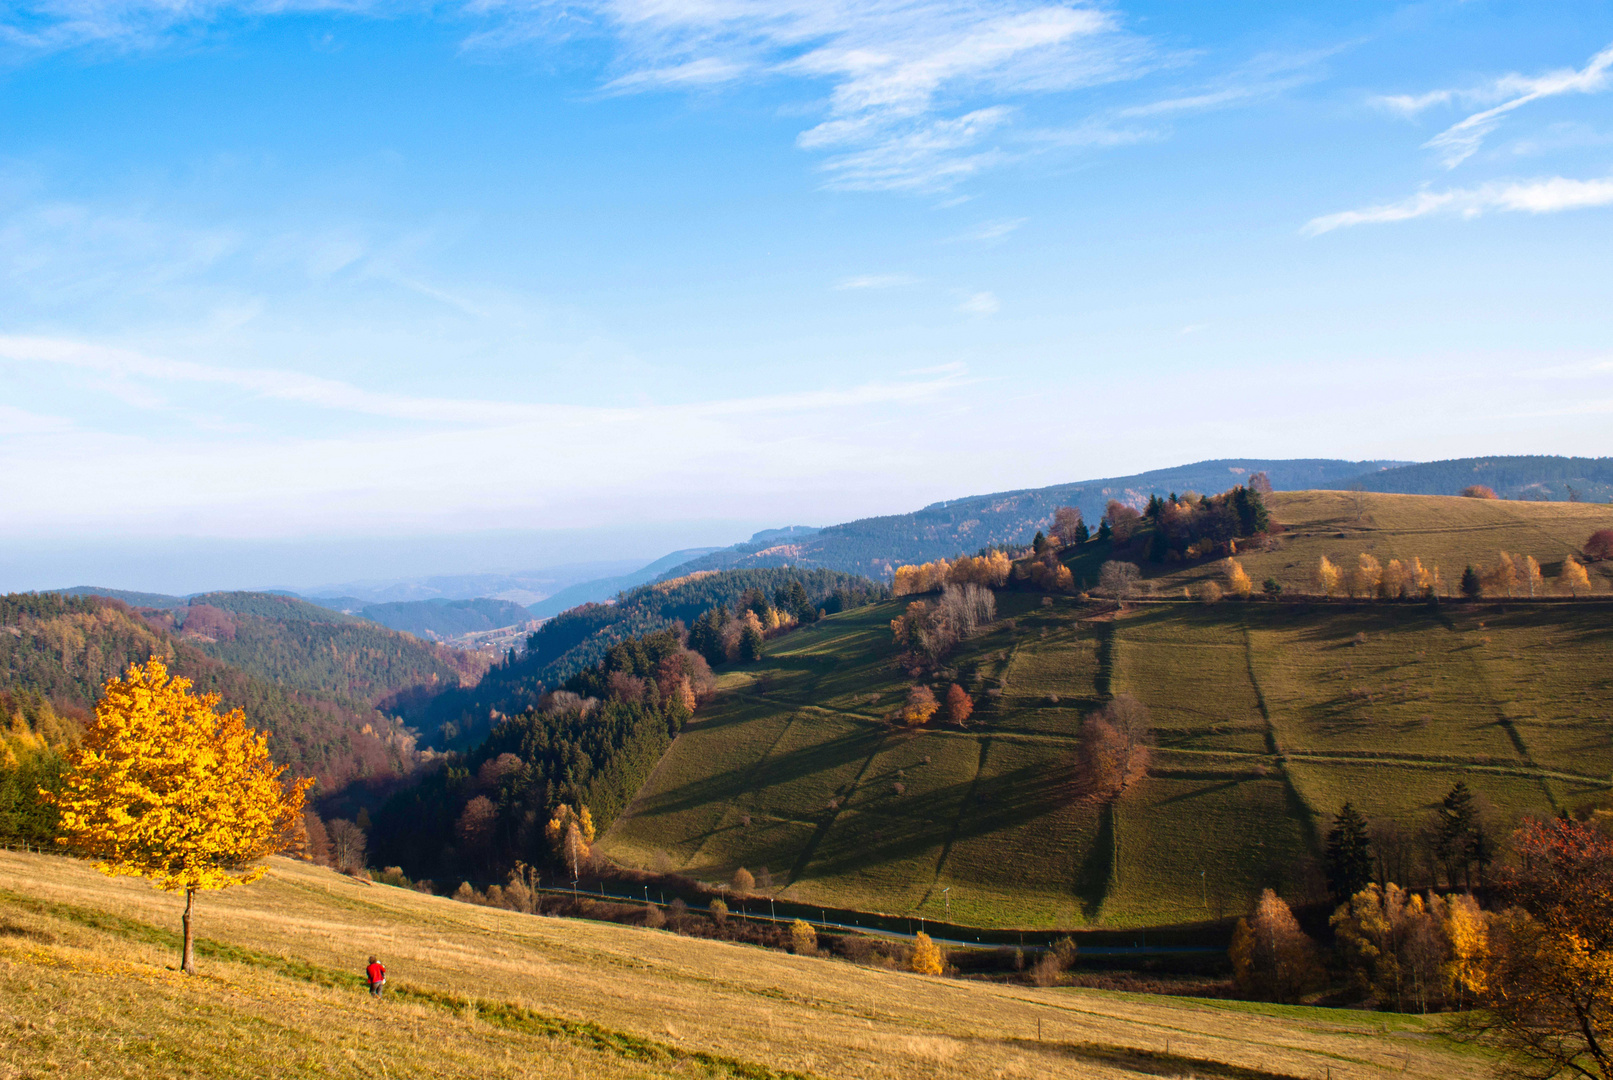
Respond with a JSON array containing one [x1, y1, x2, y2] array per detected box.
[[1436, 780, 1478, 889], [1325, 801, 1374, 903]]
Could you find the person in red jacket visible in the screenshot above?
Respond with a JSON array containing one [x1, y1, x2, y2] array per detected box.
[[366, 956, 386, 997]]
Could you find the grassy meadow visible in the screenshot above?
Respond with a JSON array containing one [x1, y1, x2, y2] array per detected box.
[[602, 494, 1613, 931], [0, 849, 1487, 1079], [1087, 489, 1613, 598]]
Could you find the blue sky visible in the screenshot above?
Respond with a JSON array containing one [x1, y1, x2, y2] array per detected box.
[[2, 1, 1611, 590]]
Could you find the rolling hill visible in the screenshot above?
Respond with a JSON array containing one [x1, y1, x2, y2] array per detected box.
[[1066, 490, 1613, 599], [659, 459, 1402, 581], [0, 593, 420, 789], [600, 493, 1613, 931], [0, 848, 1480, 1080], [58, 588, 488, 715]]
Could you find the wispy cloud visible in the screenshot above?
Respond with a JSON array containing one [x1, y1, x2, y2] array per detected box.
[[958, 290, 999, 315], [834, 274, 917, 290], [0, 0, 364, 53], [1303, 174, 1613, 235], [1120, 45, 1341, 119], [1403, 43, 1613, 167], [535, 0, 1157, 192], [0, 332, 985, 536], [0, 333, 970, 423], [951, 217, 1027, 242]]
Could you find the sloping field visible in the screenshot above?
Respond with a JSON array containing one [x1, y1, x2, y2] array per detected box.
[[604, 591, 1613, 930], [0, 850, 1486, 1080], [1130, 490, 1613, 597]]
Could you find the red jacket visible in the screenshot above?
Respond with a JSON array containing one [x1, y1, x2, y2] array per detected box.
[[367, 962, 385, 985]]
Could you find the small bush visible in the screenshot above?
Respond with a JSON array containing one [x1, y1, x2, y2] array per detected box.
[[708, 898, 728, 925], [790, 919, 817, 956], [452, 881, 479, 904], [732, 867, 755, 894], [644, 904, 666, 929]]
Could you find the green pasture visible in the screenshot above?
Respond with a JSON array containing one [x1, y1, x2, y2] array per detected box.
[[603, 565, 1613, 930]]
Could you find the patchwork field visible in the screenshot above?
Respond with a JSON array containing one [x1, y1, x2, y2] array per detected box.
[[0, 849, 1488, 1080], [603, 588, 1613, 931]]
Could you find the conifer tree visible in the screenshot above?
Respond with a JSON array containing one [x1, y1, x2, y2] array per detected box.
[[1325, 802, 1373, 904], [1461, 565, 1483, 600], [739, 622, 765, 662], [1436, 781, 1484, 890]]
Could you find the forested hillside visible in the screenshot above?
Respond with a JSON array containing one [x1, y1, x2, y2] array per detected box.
[[66, 590, 489, 718], [415, 567, 885, 750], [1341, 455, 1613, 502], [372, 626, 708, 883], [0, 593, 416, 790]]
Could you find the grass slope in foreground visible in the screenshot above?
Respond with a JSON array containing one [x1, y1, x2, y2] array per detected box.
[[0, 850, 1484, 1079], [601, 588, 1612, 930]]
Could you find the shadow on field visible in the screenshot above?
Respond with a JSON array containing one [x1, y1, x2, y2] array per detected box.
[[632, 724, 884, 819]]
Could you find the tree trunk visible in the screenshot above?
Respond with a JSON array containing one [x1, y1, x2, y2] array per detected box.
[[181, 888, 196, 975]]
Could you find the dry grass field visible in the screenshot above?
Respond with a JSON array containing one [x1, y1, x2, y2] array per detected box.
[[1, 849, 1488, 1079]]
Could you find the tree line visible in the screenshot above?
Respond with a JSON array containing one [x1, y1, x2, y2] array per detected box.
[[1234, 807, 1613, 1080]]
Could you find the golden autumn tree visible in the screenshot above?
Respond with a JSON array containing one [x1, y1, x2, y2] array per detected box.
[[546, 804, 595, 878], [1316, 556, 1341, 597], [1223, 558, 1252, 599], [1561, 556, 1593, 598], [47, 657, 310, 975], [910, 931, 944, 975]]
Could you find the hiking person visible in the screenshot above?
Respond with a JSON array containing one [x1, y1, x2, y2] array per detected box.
[[366, 955, 386, 997]]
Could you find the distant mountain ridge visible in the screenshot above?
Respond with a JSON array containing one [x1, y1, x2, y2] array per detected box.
[[1341, 456, 1613, 503], [657, 459, 1406, 581], [524, 547, 725, 620]]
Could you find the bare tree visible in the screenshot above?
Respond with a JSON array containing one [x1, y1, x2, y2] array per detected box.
[[1098, 561, 1141, 600], [1051, 506, 1085, 545], [328, 818, 368, 874], [302, 810, 332, 867], [936, 583, 995, 639]]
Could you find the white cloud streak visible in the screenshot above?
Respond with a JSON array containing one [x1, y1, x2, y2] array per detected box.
[[833, 274, 917, 290], [0, 333, 970, 423], [1303, 174, 1613, 235], [0, 332, 986, 535], [1413, 43, 1613, 167]]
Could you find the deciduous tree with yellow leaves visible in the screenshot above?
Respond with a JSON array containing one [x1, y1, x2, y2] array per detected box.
[[1223, 558, 1252, 599], [545, 803, 595, 878], [910, 931, 944, 975], [1317, 556, 1341, 597], [46, 657, 311, 974]]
